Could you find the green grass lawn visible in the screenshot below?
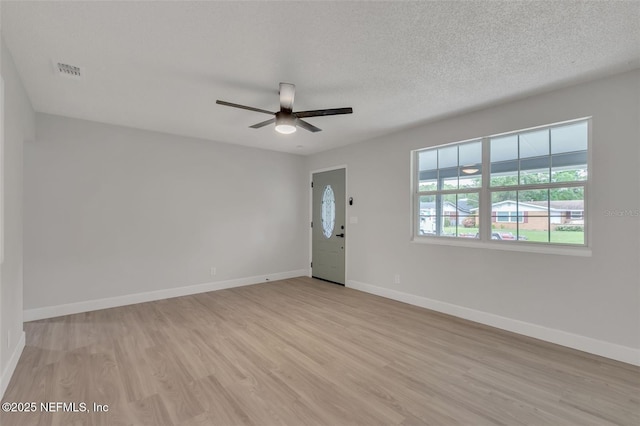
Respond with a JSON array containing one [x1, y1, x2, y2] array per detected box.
[[519, 229, 584, 244], [443, 227, 584, 244]]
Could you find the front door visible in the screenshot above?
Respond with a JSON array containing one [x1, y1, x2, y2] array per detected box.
[[312, 168, 346, 285]]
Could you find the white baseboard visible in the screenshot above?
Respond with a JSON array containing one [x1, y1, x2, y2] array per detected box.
[[24, 269, 308, 322], [1, 331, 25, 399], [347, 280, 640, 367]]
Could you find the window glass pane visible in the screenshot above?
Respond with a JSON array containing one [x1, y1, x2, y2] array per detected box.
[[321, 185, 336, 239], [418, 150, 438, 191], [459, 169, 481, 188], [438, 146, 458, 190], [459, 141, 481, 165], [549, 188, 585, 244], [551, 151, 587, 182], [438, 145, 458, 168], [490, 135, 518, 186], [551, 121, 587, 154], [421, 194, 481, 238], [418, 175, 437, 192], [491, 191, 518, 239], [459, 141, 482, 188], [520, 156, 550, 185], [490, 134, 518, 162], [418, 150, 437, 171], [519, 129, 549, 158], [516, 189, 549, 243], [440, 193, 457, 237], [419, 195, 436, 235], [455, 193, 479, 238], [440, 167, 459, 190], [491, 161, 518, 186]]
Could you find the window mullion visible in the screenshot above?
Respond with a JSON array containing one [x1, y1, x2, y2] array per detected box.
[[480, 137, 491, 241]]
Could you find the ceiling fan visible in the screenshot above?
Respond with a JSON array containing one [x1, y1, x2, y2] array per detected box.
[[216, 82, 353, 134]]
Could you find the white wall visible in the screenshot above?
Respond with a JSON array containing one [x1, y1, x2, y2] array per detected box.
[[1, 37, 35, 396], [307, 70, 640, 364], [24, 114, 308, 313]]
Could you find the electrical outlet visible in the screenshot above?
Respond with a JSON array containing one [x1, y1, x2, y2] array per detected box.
[[394, 274, 400, 285], [210, 267, 217, 276]]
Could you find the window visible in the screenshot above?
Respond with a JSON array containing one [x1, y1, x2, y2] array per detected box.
[[417, 140, 481, 238], [321, 185, 336, 239], [414, 118, 589, 250]]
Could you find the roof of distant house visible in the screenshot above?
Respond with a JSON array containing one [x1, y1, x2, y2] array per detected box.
[[528, 200, 584, 210]]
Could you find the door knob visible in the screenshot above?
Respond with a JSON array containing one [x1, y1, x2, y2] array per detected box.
[[335, 233, 345, 238]]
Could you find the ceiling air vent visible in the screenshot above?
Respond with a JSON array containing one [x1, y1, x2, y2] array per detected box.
[[55, 62, 83, 79]]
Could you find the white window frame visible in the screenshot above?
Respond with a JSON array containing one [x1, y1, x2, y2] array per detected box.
[[412, 118, 591, 257]]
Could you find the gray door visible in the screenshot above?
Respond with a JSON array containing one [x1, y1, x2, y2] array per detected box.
[[312, 168, 346, 285]]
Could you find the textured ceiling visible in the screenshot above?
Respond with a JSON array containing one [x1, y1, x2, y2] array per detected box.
[[2, 1, 639, 154]]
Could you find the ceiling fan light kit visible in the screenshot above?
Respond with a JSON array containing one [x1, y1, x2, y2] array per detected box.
[[217, 82, 352, 134], [275, 112, 297, 134]]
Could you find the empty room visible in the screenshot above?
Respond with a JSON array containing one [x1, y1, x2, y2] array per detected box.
[[1, 1, 639, 425]]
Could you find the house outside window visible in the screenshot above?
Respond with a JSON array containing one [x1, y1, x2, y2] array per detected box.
[[414, 118, 589, 252]]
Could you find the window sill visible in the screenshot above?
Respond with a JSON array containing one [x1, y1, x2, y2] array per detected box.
[[411, 236, 592, 257]]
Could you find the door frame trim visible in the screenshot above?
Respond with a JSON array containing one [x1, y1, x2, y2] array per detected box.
[[309, 165, 348, 284]]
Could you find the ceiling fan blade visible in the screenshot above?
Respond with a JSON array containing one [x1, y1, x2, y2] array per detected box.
[[216, 100, 274, 115], [279, 83, 295, 112], [249, 118, 276, 129], [297, 119, 322, 133], [294, 107, 353, 118]]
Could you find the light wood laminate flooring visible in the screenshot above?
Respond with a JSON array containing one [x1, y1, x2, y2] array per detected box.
[[2, 277, 639, 425]]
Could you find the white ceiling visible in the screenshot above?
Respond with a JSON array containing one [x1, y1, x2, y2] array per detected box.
[[2, 1, 639, 155]]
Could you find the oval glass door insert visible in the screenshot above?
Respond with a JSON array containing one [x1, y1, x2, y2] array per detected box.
[[321, 185, 336, 238]]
